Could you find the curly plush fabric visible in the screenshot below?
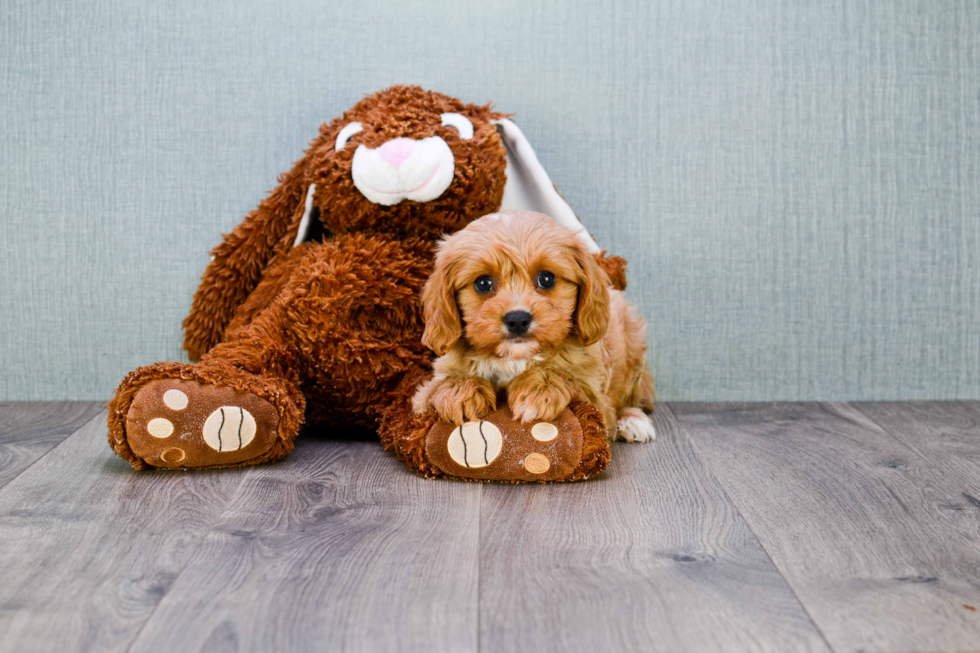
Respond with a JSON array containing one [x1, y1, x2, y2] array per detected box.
[[107, 86, 628, 479], [182, 86, 509, 361]]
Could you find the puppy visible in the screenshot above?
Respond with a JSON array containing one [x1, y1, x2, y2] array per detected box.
[[412, 210, 655, 442]]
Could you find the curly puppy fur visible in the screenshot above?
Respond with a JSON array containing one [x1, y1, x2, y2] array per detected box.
[[413, 211, 655, 441], [108, 85, 629, 473]]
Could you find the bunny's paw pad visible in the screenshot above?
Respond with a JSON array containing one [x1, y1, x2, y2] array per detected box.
[[125, 379, 279, 469], [425, 408, 587, 482]]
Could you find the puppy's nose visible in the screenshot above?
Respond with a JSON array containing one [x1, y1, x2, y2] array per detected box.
[[378, 138, 416, 168], [503, 311, 533, 336]]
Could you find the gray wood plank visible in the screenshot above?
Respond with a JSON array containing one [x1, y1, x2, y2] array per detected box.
[[0, 410, 247, 653], [671, 402, 980, 653], [853, 401, 980, 485], [0, 401, 104, 489], [127, 437, 482, 653], [478, 407, 832, 653]]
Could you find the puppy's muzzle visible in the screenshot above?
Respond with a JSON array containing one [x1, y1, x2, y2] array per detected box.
[[503, 311, 533, 336]]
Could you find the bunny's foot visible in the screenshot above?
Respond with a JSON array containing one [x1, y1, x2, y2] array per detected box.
[[379, 374, 610, 483], [424, 402, 609, 482], [108, 362, 304, 470]]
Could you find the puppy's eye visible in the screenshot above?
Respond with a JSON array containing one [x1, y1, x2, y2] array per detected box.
[[440, 113, 474, 140], [537, 271, 556, 289], [474, 275, 494, 294], [335, 122, 363, 151]]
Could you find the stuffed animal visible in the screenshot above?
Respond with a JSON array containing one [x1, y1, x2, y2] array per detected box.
[[108, 85, 629, 482]]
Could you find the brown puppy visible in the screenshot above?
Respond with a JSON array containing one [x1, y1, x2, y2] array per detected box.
[[413, 210, 656, 441]]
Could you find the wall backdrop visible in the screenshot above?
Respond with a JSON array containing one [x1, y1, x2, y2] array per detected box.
[[2, 0, 979, 401]]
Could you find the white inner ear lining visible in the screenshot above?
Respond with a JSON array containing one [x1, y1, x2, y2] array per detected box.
[[490, 118, 601, 253], [292, 184, 317, 247], [440, 113, 474, 140], [335, 122, 363, 151]]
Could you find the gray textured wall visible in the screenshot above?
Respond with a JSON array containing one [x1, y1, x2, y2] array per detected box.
[[2, 0, 978, 401]]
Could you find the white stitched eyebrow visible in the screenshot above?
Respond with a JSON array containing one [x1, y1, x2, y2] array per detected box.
[[440, 113, 474, 140], [335, 122, 363, 151]]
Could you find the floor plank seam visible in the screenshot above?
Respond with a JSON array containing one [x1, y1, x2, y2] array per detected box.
[[845, 401, 949, 473], [476, 483, 483, 653], [0, 408, 106, 493], [664, 403, 840, 653], [121, 465, 257, 652]]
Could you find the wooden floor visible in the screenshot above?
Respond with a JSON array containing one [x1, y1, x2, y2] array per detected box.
[[1, 402, 979, 652]]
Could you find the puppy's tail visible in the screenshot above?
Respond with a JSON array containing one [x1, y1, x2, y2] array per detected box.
[[620, 355, 656, 414], [637, 364, 656, 412]]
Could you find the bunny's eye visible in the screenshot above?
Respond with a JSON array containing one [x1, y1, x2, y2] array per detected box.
[[335, 122, 363, 151], [440, 113, 474, 140], [474, 275, 494, 294], [537, 271, 556, 289]]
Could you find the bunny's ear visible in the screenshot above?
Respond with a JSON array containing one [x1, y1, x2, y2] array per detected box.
[[291, 183, 319, 247], [182, 155, 312, 360], [491, 118, 600, 254]]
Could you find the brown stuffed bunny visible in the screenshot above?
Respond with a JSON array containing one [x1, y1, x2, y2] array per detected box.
[[108, 85, 628, 481]]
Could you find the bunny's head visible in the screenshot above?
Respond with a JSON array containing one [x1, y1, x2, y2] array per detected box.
[[301, 86, 507, 240]]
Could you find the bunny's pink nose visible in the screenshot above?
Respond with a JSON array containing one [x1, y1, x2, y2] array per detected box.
[[378, 138, 416, 168]]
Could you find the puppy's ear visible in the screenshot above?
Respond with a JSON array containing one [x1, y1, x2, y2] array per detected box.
[[573, 242, 611, 346], [420, 250, 463, 355]]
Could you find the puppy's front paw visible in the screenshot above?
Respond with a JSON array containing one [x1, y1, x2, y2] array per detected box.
[[507, 373, 572, 423], [429, 377, 496, 425]]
